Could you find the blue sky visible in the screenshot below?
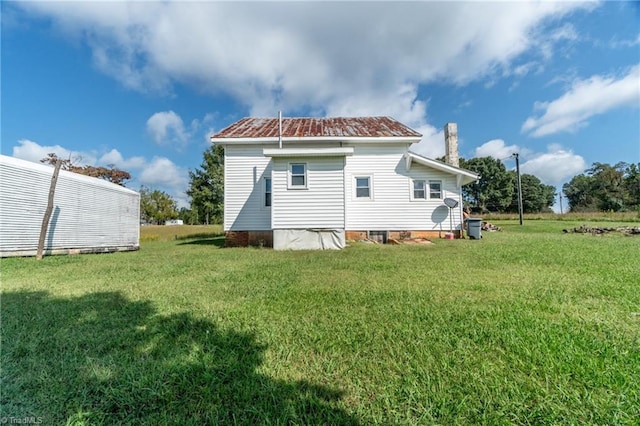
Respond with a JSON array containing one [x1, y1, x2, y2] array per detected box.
[[2, 1, 639, 209]]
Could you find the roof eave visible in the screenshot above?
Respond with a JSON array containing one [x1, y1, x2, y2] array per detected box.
[[405, 152, 479, 184], [263, 147, 355, 157], [211, 135, 422, 145]]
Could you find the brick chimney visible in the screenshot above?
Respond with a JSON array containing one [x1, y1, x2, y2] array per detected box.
[[444, 123, 459, 167]]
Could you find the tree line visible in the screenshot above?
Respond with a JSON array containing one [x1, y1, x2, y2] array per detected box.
[[166, 151, 640, 222], [562, 162, 639, 212], [42, 150, 639, 225], [458, 157, 556, 214], [459, 158, 640, 214]]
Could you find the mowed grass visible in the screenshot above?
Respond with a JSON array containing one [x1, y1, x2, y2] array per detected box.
[[483, 211, 640, 222], [2, 221, 639, 424]]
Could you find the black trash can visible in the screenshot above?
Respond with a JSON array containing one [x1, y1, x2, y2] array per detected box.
[[467, 218, 482, 239]]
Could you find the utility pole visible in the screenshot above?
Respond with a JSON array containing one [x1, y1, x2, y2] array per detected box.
[[559, 191, 563, 214], [513, 153, 523, 225]]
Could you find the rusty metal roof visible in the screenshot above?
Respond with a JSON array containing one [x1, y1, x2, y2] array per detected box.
[[212, 116, 422, 139]]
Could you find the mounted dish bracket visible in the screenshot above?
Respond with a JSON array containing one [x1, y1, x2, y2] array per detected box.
[[444, 197, 459, 209]]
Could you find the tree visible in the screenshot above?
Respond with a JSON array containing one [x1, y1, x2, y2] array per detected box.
[[140, 186, 179, 225], [624, 162, 640, 209], [460, 157, 514, 212], [563, 162, 639, 212], [507, 173, 555, 213], [40, 153, 131, 186], [187, 144, 224, 225], [587, 162, 628, 212], [177, 207, 199, 225], [563, 174, 596, 212]]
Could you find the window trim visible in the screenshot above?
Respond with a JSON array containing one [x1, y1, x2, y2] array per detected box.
[[429, 180, 443, 199], [411, 179, 427, 200], [264, 177, 272, 208], [288, 162, 307, 189], [354, 175, 373, 200]]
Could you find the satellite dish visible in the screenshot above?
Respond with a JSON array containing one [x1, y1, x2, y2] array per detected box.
[[443, 198, 459, 238], [444, 198, 459, 209]]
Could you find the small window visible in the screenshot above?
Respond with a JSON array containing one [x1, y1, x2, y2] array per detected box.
[[355, 177, 371, 198], [264, 177, 272, 207], [290, 163, 306, 188], [429, 180, 442, 199], [413, 180, 426, 199]]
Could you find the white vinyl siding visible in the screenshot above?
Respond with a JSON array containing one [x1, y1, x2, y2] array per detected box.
[[344, 145, 462, 231], [272, 156, 345, 229], [224, 145, 273, 231], [355, 176, 372, 199], [224, 142, 467, 234]]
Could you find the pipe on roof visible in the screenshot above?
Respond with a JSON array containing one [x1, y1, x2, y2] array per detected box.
[[278, 111, 282, 149]]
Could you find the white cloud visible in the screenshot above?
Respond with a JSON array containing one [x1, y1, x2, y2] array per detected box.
[[16, 1, 593, 131], [325, 84, 427, 127], [410, 126, 445, 159], [98, 149, 146, 170], [146, 111, 189, 147], [474, 139, 521, 160], [609, 34, 640, 49], [145, 110, 215, 149], [192, 113, 217, 145], [139, 157, 187, 188], [470, 139, 586, 186], [520, 144, 587, 186], [523, 65, 640, 137], [12, 139, 97, 166], [139, 157, 189, 207], [10, 140, 190, 208], [550, 23, 579, 42]]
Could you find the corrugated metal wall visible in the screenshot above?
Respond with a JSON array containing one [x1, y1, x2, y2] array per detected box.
[[0, 155, 140, 257]]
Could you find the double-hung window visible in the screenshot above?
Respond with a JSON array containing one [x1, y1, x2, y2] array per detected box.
[[264, 177, 272, 207], [412, 180, 426, 199], [355, 176, 371, 199], [429, 180, 442, 199], [290, 163, 307, 188]]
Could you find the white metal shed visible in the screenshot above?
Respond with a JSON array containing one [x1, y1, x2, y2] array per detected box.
[[0, 155, 140, 257]]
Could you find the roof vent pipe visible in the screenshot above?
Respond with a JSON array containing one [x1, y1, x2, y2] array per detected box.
[[444, 123, 459, 167], [278, 111, 282, 149]]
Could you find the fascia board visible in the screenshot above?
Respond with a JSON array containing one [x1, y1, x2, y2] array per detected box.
[[212, 136, 422, 145], [405, 152, 479, 184], [263, 147, 354, 157]]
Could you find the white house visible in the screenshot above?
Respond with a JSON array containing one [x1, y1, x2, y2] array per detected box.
[[211, 117, 478, 250], [0, 155, 140, 257]]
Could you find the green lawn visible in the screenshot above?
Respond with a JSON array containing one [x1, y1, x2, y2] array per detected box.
[[2, 221, 639, 424]]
